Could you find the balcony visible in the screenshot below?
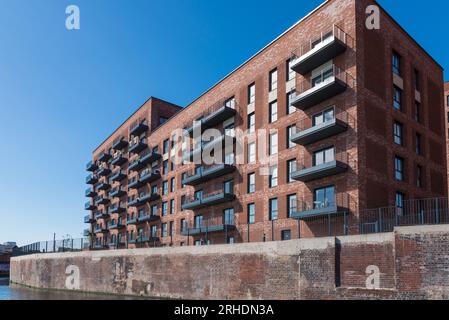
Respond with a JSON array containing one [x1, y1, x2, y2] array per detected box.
[[181, 191, 235, 210], [139, 234, 160, 243], [183, 134, 235, 162], [291, 194, 349, 220], [84, 215, 95, 223], [290, 66, 348, 110], [128, 177, 141, 190], [97, 166, 111, 177], [129, 138, 148, 154], [111, 154, 127, 166], [130, 120, 149, 136], [108, 222, 125, 230], [291, 108, 348, 146], [95, 197, 110, 206], [92, 243, 108, 250], [86, 161, 98, 172], [98, 152, 112, 163], [97, 182, 111, 191], [129, 192, 160, 208], [86, 174, 98, 185], [139, 169, 161, 185], [109, 203, 126, 214], [94, 226, 108, 234], [83, 229, 92, 237], [181, 217, 236, 236], [291, 25, 348, 75], [109, 186, 127, 198], [128, 159, 144, 172], [110, 170, 127, 182], [291, 153, 348, 183], [94, 211, 109, 219], [140, 150, 161, 165], [187, 105, 236, 136], [85, 188, 97, 198], [182, 164, 236, 186], [127, 216, 138, 225], [112, 137, 128, 151], [137, 213, 160, 223], [85, 202, 96, 211]]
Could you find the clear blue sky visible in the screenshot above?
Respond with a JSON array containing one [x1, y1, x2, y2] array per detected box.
[[0, 0, 447, 245]]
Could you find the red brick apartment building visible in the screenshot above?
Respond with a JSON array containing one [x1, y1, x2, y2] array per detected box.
[[446, 82, 449, 192], [84, 0, 447, 250]]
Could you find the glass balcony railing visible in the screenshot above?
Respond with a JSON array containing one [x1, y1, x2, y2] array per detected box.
[[291, 151, 349, 182], [181, 215, 236, 236], [130, 119, 149, 136], [112, 137, 128, 151], [181, 190, 235, 211], [291, 193, 350, 220]]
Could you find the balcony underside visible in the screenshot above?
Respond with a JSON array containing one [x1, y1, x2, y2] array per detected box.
[[97, 183, 111, 191], [98, 153, 111, 163], [139, 172, 161, 185], [137, 215, 160, 223], [96, 198, 110, 206], [112, 139, 128, 151], [108, 224, 125, 230], [129, 194, 160, 207], [94, 229, 108, 234], [109, 190, 127, 198], [128, 161, 144, 172], [110, 207, 126, 214], [110, 172, 127, 182], [291, 160, 348, 182], [85, 189, 97, 197], [84, 215, 95, 223], [98, 168, 111, 177], [111, 156, 127, 166], [129, 143, 147, 154], [181, 224, 236, 236], [291, 119, 348, 146], [130, 123, 149, 136], [187, 106, 236, 135], [182, 193, 235, 210], [85, 204, 96, 211], [140, 152, 162, 165], [86, 162, 98, 172], [291, 206, 348, 220], [291, 78, 347, 110], [86, 176, 98, 185], [291, 37, 347, 75], [182, 164, 236, 186]]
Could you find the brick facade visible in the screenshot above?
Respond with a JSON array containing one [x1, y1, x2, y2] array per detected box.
[[84, 0, 447, 250]]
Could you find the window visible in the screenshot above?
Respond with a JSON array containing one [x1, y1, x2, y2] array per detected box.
[[151, 184, 158, 195], [286, 92, 296, 115], [163, 181, 168, 195], [416, 165, 423, 188], [281, 230, 291, 241], [313, 147, 335, 166], [393, 86, 402, 110], [392, 51, 401, 76], [287, 159, 297, 183], [181, 173, 187, 187], [162, 160, 169, 175], [313, 107, 334, 126], [395, 192, 405, 209], [163, 139, 169, 154], [225, 97, 235, 109], [269, 100, 278, 123], [269, 198, 278, 221], [269, 132, 278, 155], [248, 112, 255, 133], [248, 83, 256, 104], [314, 186, 335, 209], [248, 173, 256, 193], [224, 180, 234, 194], [151, 225, 158, 238], [287, 125, 296, 149], [194, 190, 203, 201], [248, 142, 256, 163], [415, 133, 422, 155], [194, 215, 203, 228], [151, 204, 158, 216], [415, 102, 422, 123], [414, 69, 420, 91], [395, 156, 404, 181], [169, 221, 174, 237], [170, 199, 175, 214], [161, 223, 167, 238], [170, 177, 175, 193], [393, 122, 403, 146], [269, 69, 278, 91], [247, 203, 255, 224], [180, 219, 186, 232], [287, 58, 296, 82], [224, 208, 234, 225], [287, 194, 297, 218], [162, 202, 168, 216], [269, 165, 278, 188]]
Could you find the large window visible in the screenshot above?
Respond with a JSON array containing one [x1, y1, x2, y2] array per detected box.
[[247, 203, 255, 224], [314, 186, 335, 209], [163, 160, 169, 175], [162, 181, 168, 195], [248, 112, 255, 133], [224, 208, 234, 225], [393, 122, 403, 146], [393, 86, 402, 110], [247, 173, 256, 193], [395, 156, 404, 181], [194, 215, 203, 228], [313, 107, 334, 126], [163, 139, 169, 154], [224, 180, 234, 194], [269, 100, 278, 123], [162, 202, 168, 216], [395, 192, 405, 209], [269, 165, 278, 188], [287, 159, 297, 183], [392, 51, 401, 76], [248, 83, 256, 104], [287, 125, 296, 149], [248, 142, 256, 163], [269, 198, 278, 221], [269, 132, 278, 155], [287, 194, 297, 218], [269, 69, 278, 92], [313, 147, 335, 166]]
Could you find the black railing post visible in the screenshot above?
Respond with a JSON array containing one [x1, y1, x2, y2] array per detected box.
[[435, 198, 440, 224], [378, 208, 382, 233], [247, 224, 250, 243]]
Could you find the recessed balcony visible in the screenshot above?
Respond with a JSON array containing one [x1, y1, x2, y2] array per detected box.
[[85, 188, 97, 198], [109, 186, 127, 198], [97, 182, 111, 191], [182, 164, 236, 186], [181, 192, 235, 210], [97, 166, 112, 177], [290, 66, 348, 110], [291, 26, 348, 75], [86, 161, 98, 172], [291, 156, 348, 183], [291, 194, 349, 220], [110, 170, 127, 182], [86, 174, 98, 185], [85, 202, 96, 211], [130, 120, 149, 136], [291, 110, 348, 146], [187, 106, 236, 136], [140, 150, 162, 165], [112, 137, 128, 151], [111, 154, 127, 166], [98, 152, 112, 163], [129, 138, 148, 154], [139, 169, 161, 185]]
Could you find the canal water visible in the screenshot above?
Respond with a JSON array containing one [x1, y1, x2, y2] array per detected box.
[[0, 277, 146, 300]]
